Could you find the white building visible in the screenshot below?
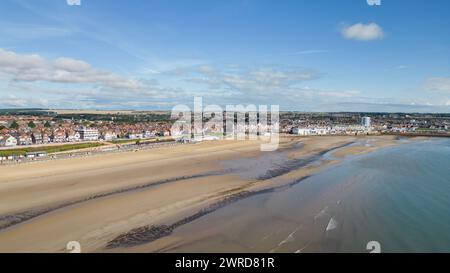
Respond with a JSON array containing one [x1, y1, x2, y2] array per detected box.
[[0, 135, 18, 147], [67, 131, 81, 142], [292, 128, 311, 136], [128, 133, 144, 140], [102, 132, 117, 141], [362, 117, 371, 128], [77, 127, 99, 141], [144, 131, 154, 138], [292, 127, 330, 136]]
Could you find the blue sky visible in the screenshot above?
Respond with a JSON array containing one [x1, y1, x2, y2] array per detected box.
[[0, 0, 449, 112]]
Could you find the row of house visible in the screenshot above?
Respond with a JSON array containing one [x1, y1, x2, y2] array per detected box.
[[0, 125, 173, 147], [0, 127, 101, 147], [291, 125, 373, 136], [0, 114, 176, 148]]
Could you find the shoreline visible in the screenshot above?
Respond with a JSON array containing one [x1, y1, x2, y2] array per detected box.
[[0, 133, 435, 167], [105, 142, 358, 249]]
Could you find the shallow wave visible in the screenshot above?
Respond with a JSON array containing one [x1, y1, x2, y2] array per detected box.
[[326, 217, 338, 232]]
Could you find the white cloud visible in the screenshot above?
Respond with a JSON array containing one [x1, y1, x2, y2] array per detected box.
[[0, 49, 46, 70], [54, 57, 91, 72], [341, 23, 384, 41], [1, 48, 446, 112], [424, 77, 450, 93], [191, 66, 320, 96], [67, 0, 81, 6], [0, 48, 143, 90]]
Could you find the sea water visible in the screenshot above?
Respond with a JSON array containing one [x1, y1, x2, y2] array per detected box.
[[168, 138, 450, 253]]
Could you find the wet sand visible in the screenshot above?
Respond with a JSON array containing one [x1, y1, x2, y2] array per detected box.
[[0, 135, 403, 252]]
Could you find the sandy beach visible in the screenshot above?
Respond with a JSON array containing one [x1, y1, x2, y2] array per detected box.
[[0, 135, 408, 253]]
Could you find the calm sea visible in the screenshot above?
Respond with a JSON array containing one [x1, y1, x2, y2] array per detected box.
[[168, 138, 450, 253]]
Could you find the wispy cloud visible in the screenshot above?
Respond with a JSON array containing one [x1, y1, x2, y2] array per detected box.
[[255, 49, 330, 60], [333, 102, 450, 113], [0, 23, 73, 40], [10, 0, 155, 63], [0, 94, 49, 108], [424, 76, 450, 93], [187, 65, 321, 97], [395, 65, 408, 70]]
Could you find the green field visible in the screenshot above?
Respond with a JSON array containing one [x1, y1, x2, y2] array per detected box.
[[0, 142, 105, 157], [109, 139, 141, 144]]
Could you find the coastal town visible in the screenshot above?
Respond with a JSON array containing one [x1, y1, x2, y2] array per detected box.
[[1, 110, 448, 160], [0, 113, 173, 148], [280, 112, 450, 136]]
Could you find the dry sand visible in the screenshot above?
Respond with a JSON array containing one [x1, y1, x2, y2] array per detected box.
[[0, 135, 404, 252]]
